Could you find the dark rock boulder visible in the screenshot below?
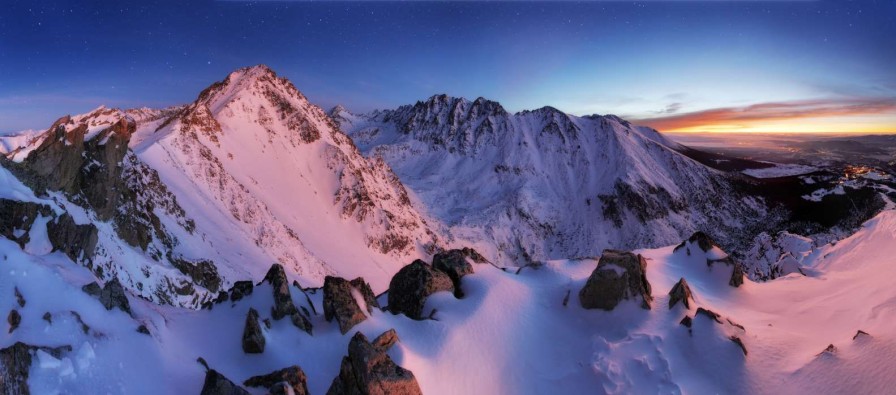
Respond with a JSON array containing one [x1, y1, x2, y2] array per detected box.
[[326, 330, 422, 395], [229, 280, 254, 302], [432, 249, 476, 297], [200, 369, 251, 395], [262, 264, 313, 334], [83, 278, 131, 315], [47, 213, 99, 264], [668, 278, 694, 310], [263, 264, 298, 319], [99, 278, 131, 314], [579, 250, 653, 310], [387, 260, 454, 319], [242, 308, 265, 354], [0, 199, 53, 248], [0, 342, 71, 395], [680, 316, 693, 328], [244, 365, 309, 395], [324, 276, 379, 334], [372, 328, 398, 350], [854, 330, 870, 340], [7, 309, 21, 333]]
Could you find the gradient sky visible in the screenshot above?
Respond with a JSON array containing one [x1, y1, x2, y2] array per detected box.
[[1, 0, 894, 134]]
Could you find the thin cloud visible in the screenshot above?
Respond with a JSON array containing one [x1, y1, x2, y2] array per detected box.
[[632, 98, 896, 132]]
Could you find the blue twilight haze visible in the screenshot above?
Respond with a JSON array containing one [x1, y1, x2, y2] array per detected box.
[[1, 0, 894, 133]]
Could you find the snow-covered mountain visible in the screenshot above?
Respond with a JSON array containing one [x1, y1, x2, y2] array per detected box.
[[5, 65, 896, 394], [0, 65, 442, 308], [333, 95, 767, 266]]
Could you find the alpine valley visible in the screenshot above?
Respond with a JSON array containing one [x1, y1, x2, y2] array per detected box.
[[1, 66, 894, 394]]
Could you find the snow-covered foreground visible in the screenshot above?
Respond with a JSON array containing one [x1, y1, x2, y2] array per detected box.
[[4, 209, 895, 394]]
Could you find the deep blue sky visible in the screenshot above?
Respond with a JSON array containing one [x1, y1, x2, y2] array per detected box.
[[1, 0, 894, 133]]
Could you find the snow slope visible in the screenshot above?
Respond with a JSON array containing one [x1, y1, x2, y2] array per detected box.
[[4, 184, 894, 394], [334, 96, 767, 266], [127, 66, 442, 291]]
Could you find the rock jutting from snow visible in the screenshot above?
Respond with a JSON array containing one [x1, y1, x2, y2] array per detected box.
[[668, 278, 694, 310], [242, 308, 265, 354], [262, 263, 313, 334], [82, 277, 132, 315], [323, 276, 379, 335], [326, 330, 422, 395], [387, 259, 454, 320], [579, 250, 653, 310], [0, 199, 52, 248], [675, 232, 745, 288], [7, 309, 21, 333], [0, 342, 72, 395], [695, 307, 723, 324], [200, 369, 251, 395], [229, 280, 254, 302], [243, 365, 309, 395], [432, 249, 476, 297], [47, 213, 99, 264]]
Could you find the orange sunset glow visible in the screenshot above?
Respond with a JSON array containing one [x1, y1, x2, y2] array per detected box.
[[633, 99, 896, 134]]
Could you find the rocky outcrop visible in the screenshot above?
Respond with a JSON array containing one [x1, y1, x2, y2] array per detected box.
[[47, 214, 99, 264], [387, 260, 454, 319], [668, 278, 694, 310], [675, 232, 745, 288], [326, 330, 422, 395], [432, 249, 476, 297], [0, 199, 53, 248], [673, 231, 718, 253], [323, 276, 379, 335], [0, 342, 72, 395], [242, 308, 265, 354], [7, 309, 21, 333], [229, 281, 254, 302], [200, 369, 251, 395], [244, 365, 309, 395], [81, 278, 131, 315], [169, 257, 221, 294], [579, 250, 653, 310], [262, 264, 313, 334]]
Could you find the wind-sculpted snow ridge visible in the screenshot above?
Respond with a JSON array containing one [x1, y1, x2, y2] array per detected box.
[[334, 95, 767, 266]]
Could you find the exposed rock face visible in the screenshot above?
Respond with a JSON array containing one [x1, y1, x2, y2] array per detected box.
[[14, 287, 25, 308], [229, 280, 254, 302], [0, 342, 72, 395], [579, 250, 653, 310], [242, 308, 265, 354], [432, 249, 476, 297], [170, 257, 221, 294], [387, 260, 454, 319], [200, 369, 251, 395], [82, 278, 131, 315], [323, 276, 379, 335], [0, 199, 52, 247], [326, 330, 422, 395], [46, 214, 99, 264], [244, 365, 309, 395], [262, 264, 313, 334], [730, 336, 748, 356], [714, 256, 745, 288], [668, 278, 694, 310]]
